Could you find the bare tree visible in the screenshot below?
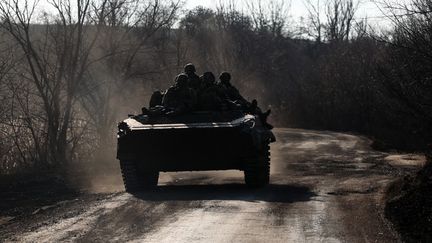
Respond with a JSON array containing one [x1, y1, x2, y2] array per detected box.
[[79, 0, 182, 156], [0, 33, 19, 173], [245, 0, 290, 37], [376, 0, 432, 123], [303, 0, 324, 42], [0, 0, 107, 169], [325, 0, 358, 42], [301, 0, 359, 42]]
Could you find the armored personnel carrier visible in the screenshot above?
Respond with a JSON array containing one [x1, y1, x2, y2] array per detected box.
[[117, 110, 275, 192]]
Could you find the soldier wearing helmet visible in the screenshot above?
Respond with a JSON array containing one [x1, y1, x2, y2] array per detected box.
[[162, 74, 197, 115], [218, 72, 273, 128], [197, 71, 223, 110], [218, 71, 247, 105], [200, 71, 216, 90], [184, 63, 201, 90]]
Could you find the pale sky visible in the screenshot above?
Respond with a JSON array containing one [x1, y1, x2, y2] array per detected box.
[[34, 0, 409, 28], [184, 0, 407, 28]]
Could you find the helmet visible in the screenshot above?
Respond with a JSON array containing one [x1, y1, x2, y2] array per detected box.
[[184, 63, 196, 74], [176, 74, 188, 87], [219, 72, 231, 83], [202, 71, 215, 84]]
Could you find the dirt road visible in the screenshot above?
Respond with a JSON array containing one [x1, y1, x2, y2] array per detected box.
[[0, 129, 425, 242]]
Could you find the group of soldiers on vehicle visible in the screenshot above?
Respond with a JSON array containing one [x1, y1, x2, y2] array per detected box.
[[143, 63, 272, 128]]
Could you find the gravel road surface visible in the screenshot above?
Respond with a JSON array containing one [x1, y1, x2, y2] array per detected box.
[[0, 128, 425, 242]]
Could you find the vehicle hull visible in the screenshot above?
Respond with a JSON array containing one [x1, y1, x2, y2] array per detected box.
[[117, 125, 273, 172], [116, 111, 275, 190]]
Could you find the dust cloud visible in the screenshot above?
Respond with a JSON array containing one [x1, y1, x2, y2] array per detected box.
[[65, 79, 165, 193], [67, 157, 124, 193]]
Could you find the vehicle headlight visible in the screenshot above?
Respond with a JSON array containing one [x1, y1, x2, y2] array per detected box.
[[244, 118, 256, 128]]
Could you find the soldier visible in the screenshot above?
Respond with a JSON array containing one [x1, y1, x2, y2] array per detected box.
[[218, 72, 248, 107], [184, 63, 201, 90], [162, 74, 197, 115], [149, 90, 163, 108], [197, 72, 223, 110], [200, 72, 217, 90], [142, 90, 165, 116], [218, 72, 273, 128]]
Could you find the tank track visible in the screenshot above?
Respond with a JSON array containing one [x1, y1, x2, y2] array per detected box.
[[119, 160, 159, 192], [244, 143, 270, 187]]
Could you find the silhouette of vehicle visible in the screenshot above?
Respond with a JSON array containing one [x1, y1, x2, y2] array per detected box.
[[116, 110, 275, 192]]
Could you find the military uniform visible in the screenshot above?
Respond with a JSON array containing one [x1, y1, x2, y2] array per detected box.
[[218, 82, 245, 103], [149, 91, 164, 108], [187, 73, 201, 90], [184, 63, 201, 91], [217, 72, 249, 110], [197, 72, 223, 110], [162, 74, 197, 115]]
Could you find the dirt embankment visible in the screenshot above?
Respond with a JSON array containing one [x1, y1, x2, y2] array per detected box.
[[385, 150, 432, 243]]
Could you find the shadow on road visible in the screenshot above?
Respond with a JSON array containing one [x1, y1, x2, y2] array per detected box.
[[132, 183, 316, 203]]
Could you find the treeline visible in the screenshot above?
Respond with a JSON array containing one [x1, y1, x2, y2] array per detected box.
[[0, 0, 431, 175]]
